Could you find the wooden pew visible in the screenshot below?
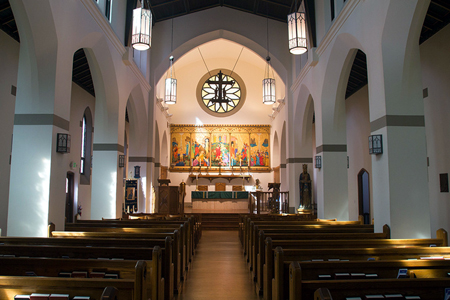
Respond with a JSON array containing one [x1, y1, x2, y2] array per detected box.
[[0, 237, 167, 299], [0, 264, 147, 300], [47, 230, 178, 299], [290, 259, 450, 300], [308, 278, 450, 300], [247, 224, 387, 288], [245, 222, 374, 268], [252, 230, 390, 295], [242, 217, 365, 254], [240, 216, 363, 247], [0, 243, 168, 300], [0, 257, 154, 300], [257, 234, 447, 299], [272, 245, 450, 300], [71, 215, 201, 249], [62, 221, 194, 275]]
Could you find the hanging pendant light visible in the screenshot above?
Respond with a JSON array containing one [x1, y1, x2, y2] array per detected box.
[[263, 17, 276, 105], [263, 57, 276, 105], [132, 1, 152, 51], [165, 17, 177, 105], [165, 56, 177, 104], [288, 0, 307, 55]]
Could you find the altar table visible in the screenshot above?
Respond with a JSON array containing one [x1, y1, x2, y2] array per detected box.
[[191, 191, 249, 210]]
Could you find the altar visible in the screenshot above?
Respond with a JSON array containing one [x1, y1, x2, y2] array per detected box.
[[191, 191, 249, 211]]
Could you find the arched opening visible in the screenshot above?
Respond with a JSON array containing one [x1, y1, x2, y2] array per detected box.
[[80, 107, 93, 185], [65, 172, 75, 223], [272, 131, 280, 183], [358, 169, 370, 224], [280, 122, 287, 191], [343, 48, 371, 220]]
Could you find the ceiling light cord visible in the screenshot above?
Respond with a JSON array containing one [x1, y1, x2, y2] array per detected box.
[[198, 47, 212, 77], [229, 47, 244, 77]]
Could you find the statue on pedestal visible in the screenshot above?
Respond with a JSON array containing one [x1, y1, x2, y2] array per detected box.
[[254, 179, 263, 191], [179, 180, 186, 214], [299, 164, 312, 209]]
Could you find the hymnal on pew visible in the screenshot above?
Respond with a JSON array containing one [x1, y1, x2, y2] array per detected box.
[[49, 294, 69, 300], [14, 295, 30, 300], [30, 293, 50, 300], [89, 272, 105, 278], [71, 271, 88, 278], [384, 294, 404, 299]]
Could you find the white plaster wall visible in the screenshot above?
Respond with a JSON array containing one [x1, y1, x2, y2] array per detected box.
[[421, 23, 450, 237], [0, 31, 19, 236], [345, 85, 372, 221]]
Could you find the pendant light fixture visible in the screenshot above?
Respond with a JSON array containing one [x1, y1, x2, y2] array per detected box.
[[132, 0, 152, 51], [287, 0, 307, 55], [262, 17, 276, 105], [165, 18, 177, 105]]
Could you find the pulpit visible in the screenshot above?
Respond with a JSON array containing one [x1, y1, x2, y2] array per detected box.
[[157, 179, 181, 214]]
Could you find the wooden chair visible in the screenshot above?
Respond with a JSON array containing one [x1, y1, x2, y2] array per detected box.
[[215, 182, 226, 191], [198, 185, 208, 191], [232, 185, 243, 191]]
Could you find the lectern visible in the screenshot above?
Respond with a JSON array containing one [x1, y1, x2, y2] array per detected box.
[[157, 179, 180, 214]]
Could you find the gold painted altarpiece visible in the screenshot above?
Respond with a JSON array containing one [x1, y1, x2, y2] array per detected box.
[[170, 124, 271, 172]]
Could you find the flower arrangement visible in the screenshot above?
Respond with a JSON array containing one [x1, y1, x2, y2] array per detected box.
[[77, 204, 82, 216]]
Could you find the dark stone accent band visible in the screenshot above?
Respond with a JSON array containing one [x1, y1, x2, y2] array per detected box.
[[287, 158, 313, 164], [155, 162, 161, 167], [316, 144, 347, 154], [14, 114, 70, 131], [129, 156, 154, 163], [93, 144, 125, 153], [370, 115, 425, 132], [280, 164, 286, 168]]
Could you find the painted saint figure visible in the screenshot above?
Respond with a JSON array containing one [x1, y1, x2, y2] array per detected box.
[[299, 164, 312, 209]]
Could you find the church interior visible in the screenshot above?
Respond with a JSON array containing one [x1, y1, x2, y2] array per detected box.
[[1, 0, 450, 298]]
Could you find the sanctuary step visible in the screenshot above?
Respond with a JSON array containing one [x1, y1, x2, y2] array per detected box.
[[200, 213, 242, 231]]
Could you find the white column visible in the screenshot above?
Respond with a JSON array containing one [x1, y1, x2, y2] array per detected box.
[[7, 0, 72, 236], [368, 0, 430, 238]]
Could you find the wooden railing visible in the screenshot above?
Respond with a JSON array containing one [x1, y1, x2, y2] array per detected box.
[[248, 191, 289, 214]]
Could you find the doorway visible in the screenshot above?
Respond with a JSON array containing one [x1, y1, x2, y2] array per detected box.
[[65, 172, 75, 223], [358, 169, 370, 224]]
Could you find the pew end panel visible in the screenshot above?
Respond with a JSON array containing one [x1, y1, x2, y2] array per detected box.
[[101, 286, 119, 299], [314, 288, 332, 300], [0, 277, 139, 300], [437, 228, 448, 246]]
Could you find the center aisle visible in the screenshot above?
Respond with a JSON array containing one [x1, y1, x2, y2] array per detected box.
[[175, 230, 261, 300]]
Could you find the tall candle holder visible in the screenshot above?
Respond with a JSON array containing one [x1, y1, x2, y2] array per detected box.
[[195, 173, 199, 191]]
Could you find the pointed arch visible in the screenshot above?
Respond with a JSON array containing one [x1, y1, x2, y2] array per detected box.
[[280, 121, 287, 190], [358, 168, 371, 224]]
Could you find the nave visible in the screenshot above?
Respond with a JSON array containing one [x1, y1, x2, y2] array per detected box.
[[175, 231, 260, 300]]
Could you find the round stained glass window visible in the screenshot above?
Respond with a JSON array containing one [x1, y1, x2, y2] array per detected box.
[[197, 70, 245, 117]]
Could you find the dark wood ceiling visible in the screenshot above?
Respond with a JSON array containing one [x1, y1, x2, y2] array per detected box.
[[146, 0, 295, 23], [1, 0, 449, 99]]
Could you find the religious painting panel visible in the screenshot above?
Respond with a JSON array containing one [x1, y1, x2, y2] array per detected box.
[[210, 131, 230, 167], [230, 132, 250, 167], [171, 132, 191, 167], [170, 124, 270, 172], [249, 132, 270, 168], [191, 131, 210, 167]]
